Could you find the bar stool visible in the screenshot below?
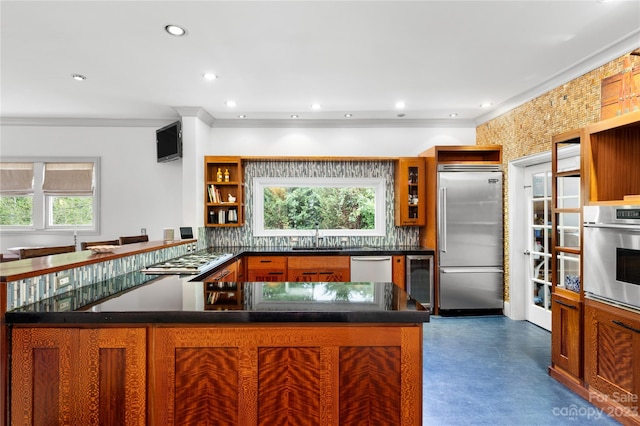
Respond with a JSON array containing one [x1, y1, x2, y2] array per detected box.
[[19, 245, 76, 259], [119, 235, 149, 245]]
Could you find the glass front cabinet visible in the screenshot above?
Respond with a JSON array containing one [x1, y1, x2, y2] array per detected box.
[[550, 129, 583, 380]]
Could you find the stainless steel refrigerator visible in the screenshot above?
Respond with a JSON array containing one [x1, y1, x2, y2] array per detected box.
[[437, 164, 504, 311]]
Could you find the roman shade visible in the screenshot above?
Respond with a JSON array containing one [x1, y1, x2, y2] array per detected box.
[[42, 162, 94, 195], [0, 162, 34, 195]]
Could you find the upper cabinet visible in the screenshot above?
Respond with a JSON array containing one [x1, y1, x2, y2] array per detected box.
[[549, 129, 583, 381], [395, 158, 426, 226], [600, 59, 640, 121], [551, 129, 582, 299], [204, 156, 244, 227], [582, 110, 640, 205]]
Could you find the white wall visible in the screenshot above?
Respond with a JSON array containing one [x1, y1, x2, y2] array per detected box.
[[1, 121, 475, 252], [207, 126, 475, 157], [0, 125, 183, 252]]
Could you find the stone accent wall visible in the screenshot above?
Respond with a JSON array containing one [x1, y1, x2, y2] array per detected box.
[[476, 52, 640, 301]]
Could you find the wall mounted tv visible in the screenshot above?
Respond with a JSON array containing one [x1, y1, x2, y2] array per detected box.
[[156, 120, 182, 163]]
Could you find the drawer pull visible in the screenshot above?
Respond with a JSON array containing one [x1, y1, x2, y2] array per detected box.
[[268, 272, 284, 275], [612, 320, 640, 334], [213, 269, 231, 281], [260, 260, 272, 263], [554, 300, 577, 310]]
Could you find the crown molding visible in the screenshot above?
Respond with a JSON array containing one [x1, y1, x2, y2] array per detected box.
[[209, 118, 476, 129], [0, 117, 174, 127], [475, 29, 640, 126]]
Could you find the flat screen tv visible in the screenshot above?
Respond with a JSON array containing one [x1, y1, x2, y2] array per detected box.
[[156, 120, 182, 163]]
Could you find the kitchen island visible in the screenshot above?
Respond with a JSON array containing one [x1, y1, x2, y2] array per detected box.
[[6, 274, 429, 425]]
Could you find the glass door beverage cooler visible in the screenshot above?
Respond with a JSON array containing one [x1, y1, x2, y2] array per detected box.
[[406, 255, 434, 308]]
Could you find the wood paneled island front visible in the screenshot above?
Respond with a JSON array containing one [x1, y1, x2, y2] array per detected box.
[[6, 276, 429, 425]]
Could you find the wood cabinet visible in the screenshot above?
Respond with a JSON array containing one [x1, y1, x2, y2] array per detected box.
[[548, 114, 640, 425], [246, 256, 287, 282], [551, 293, 582, 379], [151, 325, 423, 425], [204, 156, 244, 227], [600, 61, 640, 121], [582, 111, 640, 205], [11, 327, 146, 425], [394, 158, 426, 226], [584, 299, 640, 424], [204, 261, 243, 310], [11, 321, 425, 426], [549, 129, 584, 381], [287, 256, 350, 282]]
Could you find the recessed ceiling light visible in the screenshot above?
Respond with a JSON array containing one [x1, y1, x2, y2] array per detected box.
[[344, 113, 352, 118], [203, 73, 218, 81], [395, 101, 406, 109], [290, 114, 299, 119], [71, 74, 86, 81], [449, 113, 458, 118], [225, 100, 236, 108], [480, 102, 493, 108], [238, 114, 246, 119], [165, 25, 187, 36], [311, 103, 321, 110]]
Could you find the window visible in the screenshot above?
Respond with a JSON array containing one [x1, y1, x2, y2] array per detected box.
[[0, 158, 99, 233], [253, 177, 386, 237]]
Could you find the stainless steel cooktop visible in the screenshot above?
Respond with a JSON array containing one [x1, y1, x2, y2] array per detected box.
[[142, 252, 233, 275]]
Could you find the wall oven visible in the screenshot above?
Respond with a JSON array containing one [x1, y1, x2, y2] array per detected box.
[[583, 205, 640, 310]]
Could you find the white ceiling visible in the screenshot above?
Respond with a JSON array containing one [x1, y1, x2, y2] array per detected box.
[[1, 0, 639, 127]]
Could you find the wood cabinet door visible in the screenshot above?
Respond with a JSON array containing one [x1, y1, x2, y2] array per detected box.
[[318, 269, 349, 282], [205, 261, 238, 282], [394, 158, 426, 226], [247, 268, 287, 281], [151, 325, 422, 426], [585, 300, 640, 413], [287, 256, 350, 282], [550, 293, 582, 378], [247, 256, 287, 281], [11, 327, 146, 426], [288, 269, 319, 281]]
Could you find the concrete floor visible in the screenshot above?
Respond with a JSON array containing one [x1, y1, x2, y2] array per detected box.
[[422, 315, 620, 425]]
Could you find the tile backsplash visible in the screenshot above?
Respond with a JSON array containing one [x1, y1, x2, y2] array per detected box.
[[204, 159, 420, 248], [6, 243, 195, 310]]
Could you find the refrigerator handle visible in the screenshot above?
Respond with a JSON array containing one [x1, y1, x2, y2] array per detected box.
[[439, 187, 447, 253]]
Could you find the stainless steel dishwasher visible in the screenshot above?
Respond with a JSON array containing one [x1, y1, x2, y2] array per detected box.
[[350, 256, 393, 282]]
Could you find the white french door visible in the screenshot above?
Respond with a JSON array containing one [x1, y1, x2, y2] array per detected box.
[[524, 163, 552, 330]]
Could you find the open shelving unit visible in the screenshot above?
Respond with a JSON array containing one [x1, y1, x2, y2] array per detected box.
[[204, 156, 244, 227]]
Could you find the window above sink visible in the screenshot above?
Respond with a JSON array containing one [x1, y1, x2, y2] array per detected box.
[[252, 177, 387, 237]]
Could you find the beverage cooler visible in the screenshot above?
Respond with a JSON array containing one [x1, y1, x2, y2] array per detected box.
[[406, 255, 434, 308]]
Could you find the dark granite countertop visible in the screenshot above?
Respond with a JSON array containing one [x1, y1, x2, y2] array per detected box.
[[6, 274, 429, 325], [226, 245, 434, 256]]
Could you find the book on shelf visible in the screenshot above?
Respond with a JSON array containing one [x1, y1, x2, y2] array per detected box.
[[208, 184, 222, 203]]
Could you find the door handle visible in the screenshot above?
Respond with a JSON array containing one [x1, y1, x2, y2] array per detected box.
[[439, 187, 447, 253], [612, 320, 640, 334], [554, 299, 577, 310]]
